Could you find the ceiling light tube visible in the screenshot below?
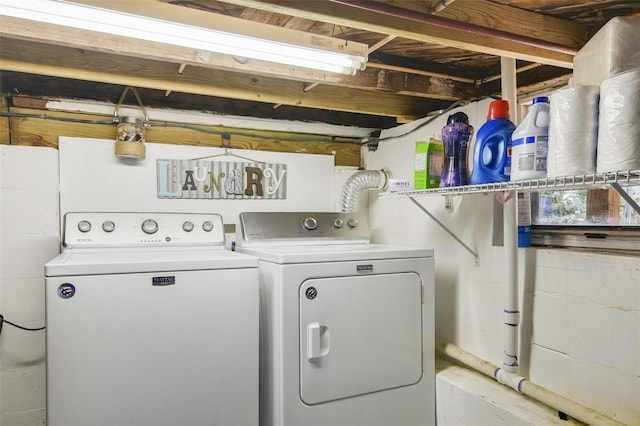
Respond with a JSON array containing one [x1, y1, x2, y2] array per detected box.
[[0, 0, 368, 75]]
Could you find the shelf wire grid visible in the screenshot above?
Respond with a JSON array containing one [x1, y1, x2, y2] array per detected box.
[[379, 170, 640, 198]]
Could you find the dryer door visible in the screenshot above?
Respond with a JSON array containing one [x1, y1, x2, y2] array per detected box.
[[299, 272, 422, 405]]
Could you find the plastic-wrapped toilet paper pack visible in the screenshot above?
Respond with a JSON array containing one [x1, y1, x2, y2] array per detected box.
[[547, 84, 599, 177], [597, 69, 640, 173], [573, 16, 640, 86]]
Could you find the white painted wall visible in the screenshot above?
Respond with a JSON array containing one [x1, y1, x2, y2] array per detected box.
[[58, 137, 336, 227], [365, 99, 640, 425], [1, 145, 59, 425]]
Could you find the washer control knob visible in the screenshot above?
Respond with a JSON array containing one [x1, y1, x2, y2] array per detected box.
[[333, 218, 344, 228], [141, 219, 159, 234], [102, 220, 115, 233], [77, 220, 92, 233], [202, 221, 214, 232], [303, 217, 318, 231], [347, 218, 358, 229], [182, 221, 194, 232]]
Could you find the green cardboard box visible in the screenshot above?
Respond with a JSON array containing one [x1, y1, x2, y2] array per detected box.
[[414, 139, 444, 189]]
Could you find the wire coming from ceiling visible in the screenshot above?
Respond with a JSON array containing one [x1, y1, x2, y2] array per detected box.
[[370, 96, 493, 144]]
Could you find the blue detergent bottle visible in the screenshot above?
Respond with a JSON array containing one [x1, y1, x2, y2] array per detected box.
[[470, 100, 516, 184]]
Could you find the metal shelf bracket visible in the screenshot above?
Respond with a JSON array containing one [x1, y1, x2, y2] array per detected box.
[[409, 197, 480, 266], [610, 183, 640, 216]]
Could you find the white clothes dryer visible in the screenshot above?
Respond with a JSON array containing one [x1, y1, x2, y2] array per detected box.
[[45, 212, 259, 426], [236, 212, 435, 426]]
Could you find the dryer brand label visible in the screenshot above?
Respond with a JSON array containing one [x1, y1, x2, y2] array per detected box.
[[57, 283, 76, 299], [152, 276, 176, 286], [357, 264, 374, 273]]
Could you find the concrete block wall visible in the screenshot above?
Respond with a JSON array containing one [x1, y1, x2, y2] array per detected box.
[[529, 250, 640, 425], [1, 145, 59, 425]]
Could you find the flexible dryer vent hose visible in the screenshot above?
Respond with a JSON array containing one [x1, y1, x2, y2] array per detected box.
[[340, 169, 389, 213]]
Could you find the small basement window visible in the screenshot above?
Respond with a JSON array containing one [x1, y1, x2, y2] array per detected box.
[[531, 186, 640, 251]]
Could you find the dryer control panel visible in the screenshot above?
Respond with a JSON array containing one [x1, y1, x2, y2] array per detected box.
[[63, 212, 226, 248], [237, 212, 370, 246]]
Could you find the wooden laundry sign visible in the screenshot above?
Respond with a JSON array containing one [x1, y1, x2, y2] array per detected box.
[[157, 159, 287, 199]]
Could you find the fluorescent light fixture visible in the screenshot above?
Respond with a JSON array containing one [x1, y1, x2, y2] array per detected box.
[[0, 0, 368, 75]]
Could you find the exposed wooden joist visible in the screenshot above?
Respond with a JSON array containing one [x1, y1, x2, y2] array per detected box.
[[0, 39, 437, 121], [215, 0, 587, 68], [0, 16, 479, 101], [73, 0, 367, 58], [0, 16, 353, 85], [0, 71, 400, 129], [3, 105, 361, 166], [516, 73, 572, 97], [367, 62, 476, 84], [378, 0, 587, 48]]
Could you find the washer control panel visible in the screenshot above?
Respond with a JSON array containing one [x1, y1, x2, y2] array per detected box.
[[63, 212, 225, 248], [238, 212, 369, 246]]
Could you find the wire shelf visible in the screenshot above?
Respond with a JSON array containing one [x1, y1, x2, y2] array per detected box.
[[379, 170, 640, 198]]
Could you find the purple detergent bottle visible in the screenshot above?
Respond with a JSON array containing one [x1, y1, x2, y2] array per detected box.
[[440, 112, 474, 187]]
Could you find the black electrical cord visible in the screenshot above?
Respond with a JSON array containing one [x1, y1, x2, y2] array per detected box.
[[0, 111, 115, 125], [0, 314, 45, 336], [367, 96, 494, 145], [147, 121, 360, 144]]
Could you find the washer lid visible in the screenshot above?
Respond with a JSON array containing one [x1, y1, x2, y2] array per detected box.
[[237, 243, 433, 264], [45, 247, 258, 276]]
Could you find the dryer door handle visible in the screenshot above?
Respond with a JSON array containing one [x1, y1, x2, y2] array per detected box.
[[307, 322, 329, 360]]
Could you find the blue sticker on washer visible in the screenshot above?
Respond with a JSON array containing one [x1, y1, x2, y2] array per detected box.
[[57, 283, 76, 299]]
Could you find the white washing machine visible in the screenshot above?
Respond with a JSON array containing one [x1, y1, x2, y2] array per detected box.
[[236, 212, 435, 426], [44, 212, 259, 426]]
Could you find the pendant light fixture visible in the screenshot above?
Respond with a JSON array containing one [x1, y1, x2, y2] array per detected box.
[[114, 87, 148, 161]]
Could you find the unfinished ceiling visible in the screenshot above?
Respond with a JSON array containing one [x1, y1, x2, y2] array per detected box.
[[1, 0, 638, 128]]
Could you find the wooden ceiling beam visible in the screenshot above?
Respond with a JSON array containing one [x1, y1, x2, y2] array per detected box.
[[0, 16, 479, 101], [215, 0, 588, 68], [0, 16, 353, 85], [375, 0, 587, 49], [0, 39, 436, 121]]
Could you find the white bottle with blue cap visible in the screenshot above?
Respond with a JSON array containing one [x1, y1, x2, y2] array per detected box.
[[511, 96, 550, 181]]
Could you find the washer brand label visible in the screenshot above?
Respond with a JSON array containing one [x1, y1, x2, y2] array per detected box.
[[152, 276, 176, 286], [57, 283, 76, 299], [357, 264, 373, 273]]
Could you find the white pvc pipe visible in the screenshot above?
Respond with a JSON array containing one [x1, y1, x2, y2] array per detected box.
[[501, 57, 520, 374], [436, 341, 625, 426], [501, 191, 519, 373], [501, 57, 518, 123]]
